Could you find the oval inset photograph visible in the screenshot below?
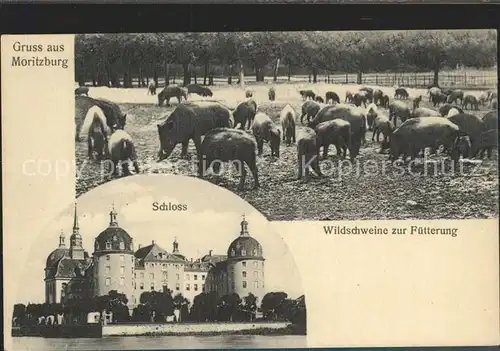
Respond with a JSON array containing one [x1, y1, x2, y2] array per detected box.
[[11, 175, 306, 350]]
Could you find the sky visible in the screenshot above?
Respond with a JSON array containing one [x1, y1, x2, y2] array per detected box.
[[17, 175, 304, 304]]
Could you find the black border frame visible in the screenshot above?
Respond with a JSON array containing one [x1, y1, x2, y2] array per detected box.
[[0, 4, 499, 34]]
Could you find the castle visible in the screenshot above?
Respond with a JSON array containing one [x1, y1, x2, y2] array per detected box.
[[44, 204, 265, 311]]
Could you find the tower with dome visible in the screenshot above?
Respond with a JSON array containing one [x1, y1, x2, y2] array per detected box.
[[91, 205, 135, 310], [44, 203, 91, 304], [225, 215, 265, 301]]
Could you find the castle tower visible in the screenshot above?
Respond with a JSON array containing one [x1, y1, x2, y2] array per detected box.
[[69, 202, 85, 260], [92, 204, 135, 310], [226, 215, 265, 303]]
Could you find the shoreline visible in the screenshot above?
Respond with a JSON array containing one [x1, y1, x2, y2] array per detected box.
[[12, 322, 305, 338]]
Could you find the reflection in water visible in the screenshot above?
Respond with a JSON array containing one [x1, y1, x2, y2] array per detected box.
[[12, 335, 307, 350]]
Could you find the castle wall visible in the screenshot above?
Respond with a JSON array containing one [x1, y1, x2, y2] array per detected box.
[[228, 259, 265, 304], [133, 261, 185, 305], [94, 252, 135, 306]]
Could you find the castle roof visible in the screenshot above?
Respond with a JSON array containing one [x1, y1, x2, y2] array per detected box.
[[45, 256, 91, 280], [94, 207, 134, 254], [135, 242, 186, 264], [227, 216, 263, 260], [185, 260, 211, 272], [46, 248, 70, 268]]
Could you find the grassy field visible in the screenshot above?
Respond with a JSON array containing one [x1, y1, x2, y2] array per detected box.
[[76, 82, 499, 220]]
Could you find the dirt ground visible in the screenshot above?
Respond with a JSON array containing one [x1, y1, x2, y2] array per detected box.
[[76, 83, 498, 220]]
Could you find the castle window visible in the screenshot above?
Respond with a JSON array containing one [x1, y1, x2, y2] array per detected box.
[[253, 271, 258, 278], [132, 257, 134, 263], [175, 283, 180, 291], [186, 284, 190, 291], [113, 236, 117, 241], [119, 242, 124, 250], [242, 281, 247, 288], [241, 249, 246, 256], [162, 264, 167, 270], [105, 278, 111, 286], [194, 284, 198, 291], [231, 282, 235, 290], [254, 281, 258, 289], [202, 285, 205, 292], [202, 275, 205, 280], [120, 266, 125, 274], [176, 274, 180, 280], [120, 277, 125, 286], [186, 274, 190, 280], [242, 271, 247, 278], [106, 255, 110, 261], [163, 272, 168, 281], [106, 242, 111, 250], [134, 282, 136, 289], [150, 283, 154, 290], [105, 266, 110, 274], [253, 249, 258, 256], [151, 263, 155, 268], [194, 275, 198, 280], [140, 282, 144, 290], [242, 262, 246, 267], [231, 249, 235, 257], [131, 267, 133, 274], [149, 273, 154, 280], [120, 255, 124, 261], [140, 272, 144, 279], [253, 261, 258, 268]]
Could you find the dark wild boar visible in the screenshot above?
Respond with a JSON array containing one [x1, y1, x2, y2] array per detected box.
[[446, 90, 465, 105], [307, 104, 366, 159], [147, 81, 157, 95], [300, 100, 322, 125], [233, 99, 257, 130], [198, 128, 259, 190], [481, 110, 498, 131], [388, 100, 411, 127], [462, 94, 480, 110], [157, 102, 232, 160], [315, 119, 351, 159], [447, 113, 486, 153], [299, 89, 316, 101], [439, 104, 464, 117], [394, 88, 409, 100], [252, 112, 281, 157], [371, 111, 394, 144], [158, 86, 188, 106], [87, 112, 108, 160], [268, 87, 276, 101], [75, 86, 89, 96], [280, 104, 296, 145], [185, 84, 213, 97], [325, 91, 340, 104], [386, 117, 462, 162], [297, 128, 322, 180]]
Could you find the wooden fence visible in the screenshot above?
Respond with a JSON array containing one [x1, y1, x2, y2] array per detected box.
[[84, 70, 497, 90]]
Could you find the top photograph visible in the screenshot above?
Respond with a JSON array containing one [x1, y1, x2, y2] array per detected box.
[[74, 30, 498, 221]]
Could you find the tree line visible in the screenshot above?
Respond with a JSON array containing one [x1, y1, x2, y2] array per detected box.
[[12, 290, 305, 329], [75, 30, 497, 88]]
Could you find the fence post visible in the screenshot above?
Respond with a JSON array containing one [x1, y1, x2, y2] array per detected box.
[[464, 72, 467, 87]]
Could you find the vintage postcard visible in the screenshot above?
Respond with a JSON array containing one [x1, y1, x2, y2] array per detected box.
[[2, 30, 499, 350]]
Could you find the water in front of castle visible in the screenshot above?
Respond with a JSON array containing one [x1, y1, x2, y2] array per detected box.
[[12, 335, 307, 350]]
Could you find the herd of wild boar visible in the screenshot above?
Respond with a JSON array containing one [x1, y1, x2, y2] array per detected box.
[[76, 81, 499, 190]]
